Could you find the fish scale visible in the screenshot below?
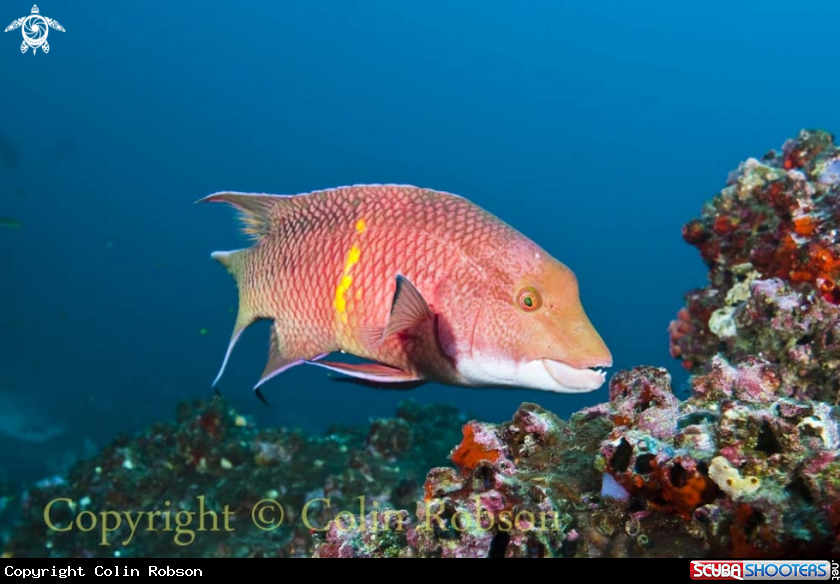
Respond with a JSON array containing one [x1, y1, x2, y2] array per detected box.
[[200, 184, 612, 397]]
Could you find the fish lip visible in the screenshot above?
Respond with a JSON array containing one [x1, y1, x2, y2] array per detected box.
[[541, 359, 609, 391]]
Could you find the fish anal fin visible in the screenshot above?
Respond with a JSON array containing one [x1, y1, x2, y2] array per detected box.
[[255, 325, 329, 391], [306, 360, 422, 384], [255, 326, 300, 390], [197, 191, 295, 242], [380, 274, 434, 342]]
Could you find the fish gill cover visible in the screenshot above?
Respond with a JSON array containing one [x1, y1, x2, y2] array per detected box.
[[2, 130, 839, 558]]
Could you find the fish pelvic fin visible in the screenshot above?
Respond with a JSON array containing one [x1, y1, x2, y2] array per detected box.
[[197, 191, 296, 243], [306, 360, 423, 385]]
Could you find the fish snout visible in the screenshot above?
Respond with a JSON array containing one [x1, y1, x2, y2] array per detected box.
[[573, 341, 613, 369], [559, 314, 612, 369], [539, 311, 612, 391]]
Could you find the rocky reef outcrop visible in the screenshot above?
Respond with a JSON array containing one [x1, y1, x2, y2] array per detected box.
[[313, 360, 839, 557], [669, 129, 840, 405]]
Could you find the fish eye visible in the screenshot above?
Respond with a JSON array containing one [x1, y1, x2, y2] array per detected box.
[[516, 287, 542, 311]]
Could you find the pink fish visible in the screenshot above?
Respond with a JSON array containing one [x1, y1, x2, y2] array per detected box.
[[199, 185, 611, 401]]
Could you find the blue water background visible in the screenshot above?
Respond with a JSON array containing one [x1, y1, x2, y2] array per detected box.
[[2, 0, 840, 481]]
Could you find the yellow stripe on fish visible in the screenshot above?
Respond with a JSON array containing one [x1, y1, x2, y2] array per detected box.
[[334, 220, 365, 323]]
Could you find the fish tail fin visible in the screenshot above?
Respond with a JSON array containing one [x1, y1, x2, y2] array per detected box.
[[196, 191, 295, 242], [208, 250, 328, 395], [199, 191, 295, 388], [200, 191, 325, 395], [209, 248, 264, 389]]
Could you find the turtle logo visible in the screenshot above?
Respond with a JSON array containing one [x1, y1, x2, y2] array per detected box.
[[5, 5, 64, 55]]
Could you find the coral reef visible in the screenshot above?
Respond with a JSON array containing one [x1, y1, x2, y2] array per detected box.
[[1, 398, 465, 558], [670, 129, 840, 405], [7, 364, 836, 559], [312, 361, 840, 558], [598, 361, 839, 558]]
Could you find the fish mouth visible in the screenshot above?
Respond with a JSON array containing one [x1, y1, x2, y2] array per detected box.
[[541, 359, 609, 392]]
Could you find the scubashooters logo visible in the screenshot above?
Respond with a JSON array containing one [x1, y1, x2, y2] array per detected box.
[[5, 5, 64, 54], [691, 560, 835, 580]]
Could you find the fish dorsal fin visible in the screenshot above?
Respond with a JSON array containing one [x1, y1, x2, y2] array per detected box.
[[197, 192, 296, 242]]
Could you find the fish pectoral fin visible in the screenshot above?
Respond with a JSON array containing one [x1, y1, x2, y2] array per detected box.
[[305, 360, 422, 383], [358, 324, 386, 351], [381, 274, 434, 340], [357, 274, 433, 352]]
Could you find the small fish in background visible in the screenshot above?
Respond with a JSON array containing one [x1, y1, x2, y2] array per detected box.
[[200, 184, 611, 403], [0, 217, 20, 229]]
